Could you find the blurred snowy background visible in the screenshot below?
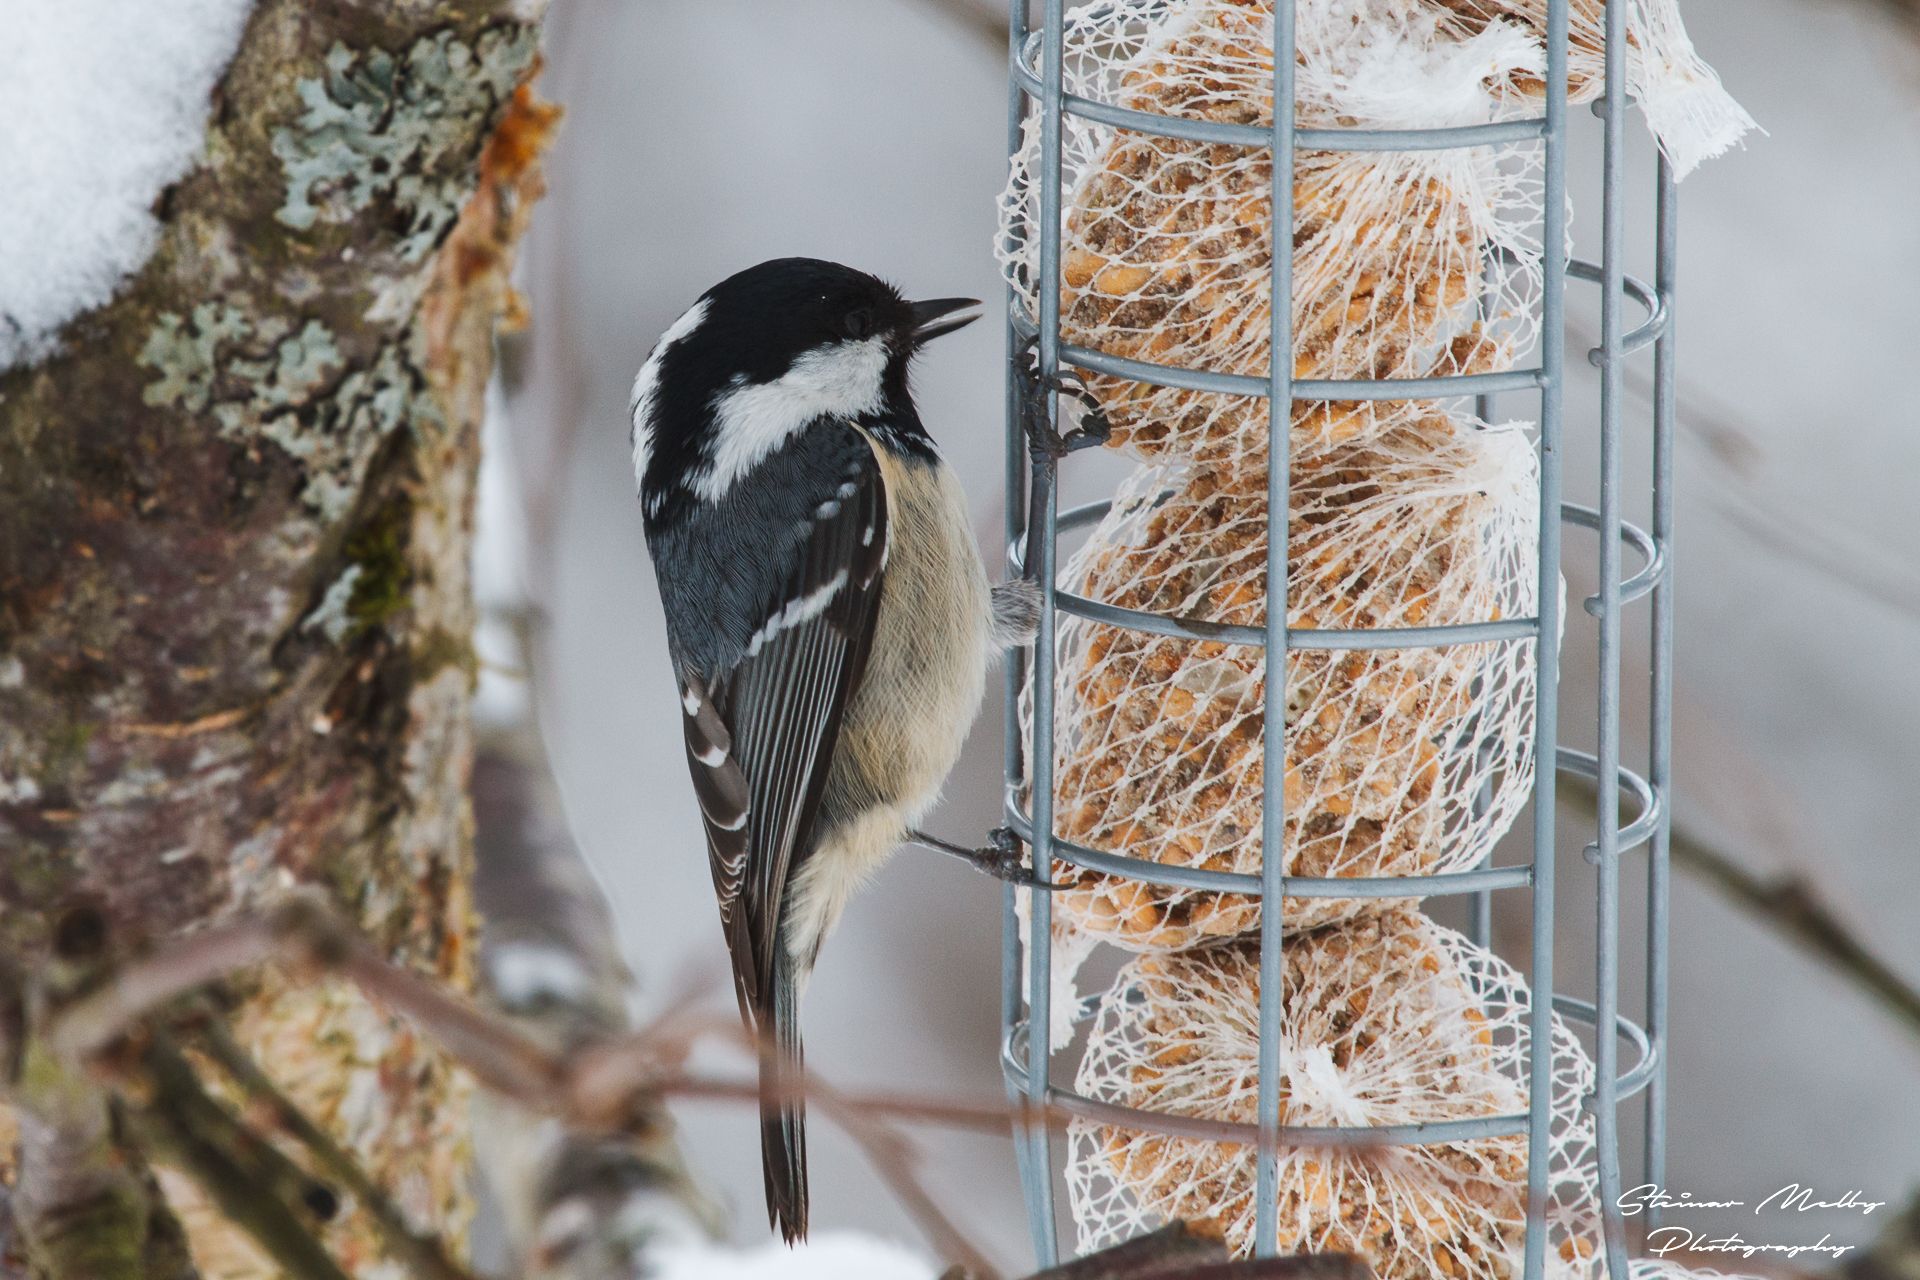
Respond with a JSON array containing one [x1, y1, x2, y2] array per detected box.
[[473, 0, 1920, 1273]]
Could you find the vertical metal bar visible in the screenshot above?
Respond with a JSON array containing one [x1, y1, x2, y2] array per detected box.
[[1594, 0, 1630, 1273], [1526, 3, 1568, 1278], [1002, 1, 1044, 1256], [1471, 251, 1500, 953], [1023, 0, 1066, 1263], [1644, 150, 1678, 1236], [1254, 0, 1296, 1259]]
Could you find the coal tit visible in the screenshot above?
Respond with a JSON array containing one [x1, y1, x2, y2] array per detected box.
[[630, 258, 1040, 1241]]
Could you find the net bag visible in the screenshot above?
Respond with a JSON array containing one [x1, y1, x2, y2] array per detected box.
[[1066, 909, 1602, 1275], [1432, 0, 1758, 178], [1033, 407, 1540, 951], [998, 0, 1548, 466]]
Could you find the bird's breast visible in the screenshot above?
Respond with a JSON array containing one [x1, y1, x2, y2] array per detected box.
[[836, 443, 993, 821]]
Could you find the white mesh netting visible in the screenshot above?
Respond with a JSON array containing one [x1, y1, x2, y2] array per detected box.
[[1628, 1263, 1765, 1280], [996, 0, 1755, 466], [998, 0, 1548, 466], [1028, 407, 1540, 951], [1433, 0, 1759, 177], [1066, 910, 1603, 1276]]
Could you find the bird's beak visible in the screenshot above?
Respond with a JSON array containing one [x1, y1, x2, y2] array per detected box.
[[908, 297, 982, 345]]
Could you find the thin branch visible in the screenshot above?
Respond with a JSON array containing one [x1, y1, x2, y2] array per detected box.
[[57, 900, 1046, 1276], [52, 918, 280, 1060], [64, 902, 1062, 1138], [53, 897, 562, 1109], [190, 1015, 479, 1280], [816, 1082, 1002, 1280], [650, 1012, 1004, 1279], [1567, 318, 1920, 628], [1022, 1221, 1227, 1278], [1151, 1259, 1374, 1280], [655, 1072, 1020, 1135], [1008, 1224, 1373, 1280], [1558, 775, 1920, 1047], [129, 1037, 351, 1280]]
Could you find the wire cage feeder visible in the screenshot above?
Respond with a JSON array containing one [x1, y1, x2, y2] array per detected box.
[[996, 1, 1677, 1275]]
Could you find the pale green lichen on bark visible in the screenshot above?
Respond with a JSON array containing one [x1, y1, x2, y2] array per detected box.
[[136, 305, 429, 523], [138, 303, 252, 413], [301, 564, 365, 643], [272, 26, 541, 260], [228, 318, 342, 410]]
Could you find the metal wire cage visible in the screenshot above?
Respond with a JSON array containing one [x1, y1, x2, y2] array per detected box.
[[997, 1, 1675, 1276]]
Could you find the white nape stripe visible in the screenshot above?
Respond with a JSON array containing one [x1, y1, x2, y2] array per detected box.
[[744, 569, 848, 658], [630, 298, 712, 489], [692, 337, 889, 504]]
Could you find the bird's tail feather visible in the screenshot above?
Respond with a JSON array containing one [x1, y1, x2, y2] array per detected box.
[[759, 949, 808, 1242]]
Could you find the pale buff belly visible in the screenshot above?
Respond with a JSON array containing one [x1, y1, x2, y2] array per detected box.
[[785, 445, 992, 965]]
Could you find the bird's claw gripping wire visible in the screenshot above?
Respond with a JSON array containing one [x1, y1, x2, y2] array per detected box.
[[908, 827, 1066, 890], [1016, 334, 1112, 460]]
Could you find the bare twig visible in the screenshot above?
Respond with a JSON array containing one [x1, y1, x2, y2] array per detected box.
[[654, 1072, 1022, 1134], [1151, 1259, 1373, 1280], [667, 1013, 1004, 1278], [51, 918, 280, 1061], [129, 1037, 350, 1280], [1009, 1225, 1373, 1280], [53, 897, 562, 1109], [62, 903, 1062, 1139], [816, 1083, 1003, 1280], [1024, 1221, 1228, 1278], [54, 899, 1054, 1276], [1567, 319, 1920, 628], [1558, 775, 1920, 1047], [190, 1016, 479, 1280]]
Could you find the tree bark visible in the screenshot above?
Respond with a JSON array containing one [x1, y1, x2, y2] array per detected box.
[[1, 1, 554, 1274]]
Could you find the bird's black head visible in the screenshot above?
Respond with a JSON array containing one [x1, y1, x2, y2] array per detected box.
[[630, 257, 978, 530]]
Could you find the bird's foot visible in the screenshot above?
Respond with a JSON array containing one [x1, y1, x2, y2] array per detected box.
[[908, 827, 1064, 890], [1015, 335, 1112, 460]]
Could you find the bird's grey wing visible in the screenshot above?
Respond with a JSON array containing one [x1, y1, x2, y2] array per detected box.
[[671, 434, 887, 1008]]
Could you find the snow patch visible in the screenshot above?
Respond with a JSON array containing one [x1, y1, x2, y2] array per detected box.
[[486, 941, 589, 1009], [650, 1234, 938, 1280], [0, 0, 256, 369]]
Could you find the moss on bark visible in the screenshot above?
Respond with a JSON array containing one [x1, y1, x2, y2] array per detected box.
[[0, 2, 557, 1275]]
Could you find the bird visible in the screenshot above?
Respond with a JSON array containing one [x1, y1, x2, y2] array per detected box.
[[629, 257, 1049, 1242]]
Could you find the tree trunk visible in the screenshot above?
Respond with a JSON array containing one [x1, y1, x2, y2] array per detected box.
[[0, 1, 554, 1273]]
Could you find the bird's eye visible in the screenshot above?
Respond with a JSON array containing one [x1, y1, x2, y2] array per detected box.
[[842, 308, 873, 341]]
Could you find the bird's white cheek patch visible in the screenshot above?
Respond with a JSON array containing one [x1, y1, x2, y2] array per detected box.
[[630, 297, 712, 489], [694, 338, 889, 504]]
